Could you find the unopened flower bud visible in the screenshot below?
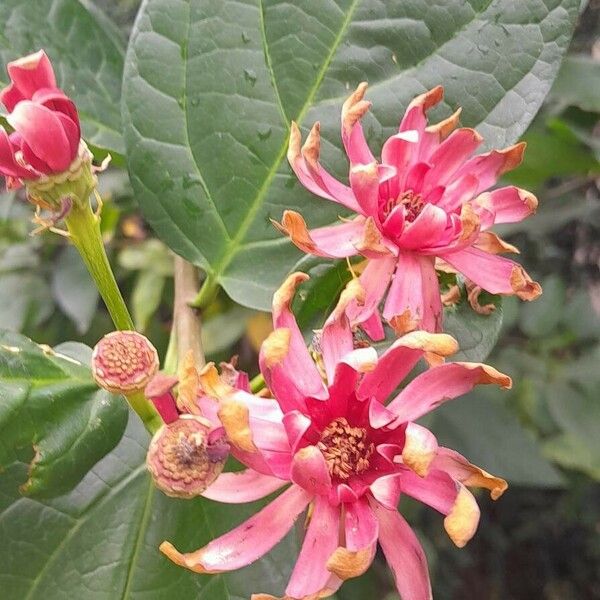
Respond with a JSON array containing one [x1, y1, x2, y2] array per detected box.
[[146, 416, 229, 498], [92, 330, 159, 395]]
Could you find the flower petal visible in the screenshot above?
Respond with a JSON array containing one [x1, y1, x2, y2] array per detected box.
[[202, 470, 287, 503], [371, 499, 433, 600], [387, 362, 512, 423], [432, 447, 508, 500], [344, 496, 379, 550], [291, 445, 332, 496], [440, 246, 541, 300], [288, 121, 361, 212], [285, 497, 341, 599], [402, 423, 439, 477], [477, 186, 538, 224], [274, 210, 365, 258], [0, 127, 37, 179], [398, 204, 449, 250], [399, 86, 444, 135], [384, 253, 442, 334], [2, 50, 56, 108], [341, 82, 376, 165], [358, 330, 458, 403], [160, 485, 311, 573]]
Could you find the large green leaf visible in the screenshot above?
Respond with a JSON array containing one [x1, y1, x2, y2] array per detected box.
[[123, 0, 579, 310], [0, 331, 127, 497], [0, 414, 298, 599], [0, 0, 125, 155]]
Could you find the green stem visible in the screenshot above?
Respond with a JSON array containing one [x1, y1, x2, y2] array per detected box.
[[190, 273, 219, 310], [127, 390, 163, 434], [250, 373, 265, 393], [65, 202, 134, 331]]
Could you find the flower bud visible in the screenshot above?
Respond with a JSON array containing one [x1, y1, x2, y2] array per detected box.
[[92, 331, 159, 395], [146, 416, 229, 498]]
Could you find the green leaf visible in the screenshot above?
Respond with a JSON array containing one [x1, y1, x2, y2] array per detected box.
[[51, 246, 99, 335], [518, 275, 565, 338], [0, 330, 127, 497], [431, 387, 564, 487], [0, 0, 125, 155], [132, 269, 166, 332], [0, 414, 298, 599], [443, 292, 503, 362], [0, 272, 53, 332], [123, 0, 579, 310]]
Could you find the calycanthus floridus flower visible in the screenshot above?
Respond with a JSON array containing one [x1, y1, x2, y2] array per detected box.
[[160, 273, 509, 600], [276, 84, 541, 338]]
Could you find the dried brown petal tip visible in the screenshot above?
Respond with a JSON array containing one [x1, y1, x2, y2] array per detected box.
[[147, 416, 229, 499], [92, 330, 159, 394]]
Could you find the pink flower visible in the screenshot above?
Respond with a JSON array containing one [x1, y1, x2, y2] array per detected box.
[[276, 84, 541, 338], [0, 50, 81, 188], [160, 274, 509, 600]]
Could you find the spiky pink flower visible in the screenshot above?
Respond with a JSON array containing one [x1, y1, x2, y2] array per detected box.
[[160, 274, 509, 600], [276, 84, 541, 338], [0, 50, 81, 190]]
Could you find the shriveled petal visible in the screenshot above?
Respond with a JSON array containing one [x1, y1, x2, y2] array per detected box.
[[354, 217, 395, 258], [261, 273, 327, 411], [291, 446, 332, 496], [286, 497, 340, 599], [440, 247, 542, 300], [358, 330, 458, 403], [288, 121, 360, 212], [432, 447, 508, 500], [474, 231, 520, 255], [274, 211, 365, 259], [7, 101, 73, 172], [402, 423, 439, 477], [399, 468, 480, 547], [371, 499, 433, 600], [384, 253, 442, 334], [326, 544, 376, 583], [387, 362, 512, 423], [455, 142, 526, 195], [341, 82, 376, 165], [202, 470, 287, 503], [477, 186, 538, 225], [160, 485, 311, 573], [2, 50, 56, 109]]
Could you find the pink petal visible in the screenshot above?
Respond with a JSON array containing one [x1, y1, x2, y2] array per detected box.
[[345, 255, 396, 328], [369, 472, 402, 509], [360, 310, 385, 341], [349, 162, 384, 220], [345, 497, 379, 550], [399, 86, 444, 135], [435, 174, 479, 212], [341, 83, 376, 165], [2, 50, 56, 109], [440, 246, 541, 300], [383, 252, 442, 334], [0, 127, 37, 179], [160, 485, 311, 573], [7, 101, 73, 172], [283, 410, 314, 453], [32, 87, 80, 134], [261, 274, 327, 412], [371, 499, 433, 600], [397, 203, 449, 250], [387, 361, 512, 423], [285, 496, 340, 598], [201, 470, 287, 503], [291, 445, 332, 496], [480, 186, 538, 224], [381, 130, 420, 197], [368, 398, 397, 429], [422, 128, 482, 189], [358, 330, 458, 403]]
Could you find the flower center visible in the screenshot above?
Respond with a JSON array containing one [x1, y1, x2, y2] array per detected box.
[[382, 190, 424, 222], [318, 417, 374, 481]]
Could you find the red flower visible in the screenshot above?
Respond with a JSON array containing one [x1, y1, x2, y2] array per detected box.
[[0, 50, 81, 187], [277, 84, 541, 338], [161, 274, 509, 600]]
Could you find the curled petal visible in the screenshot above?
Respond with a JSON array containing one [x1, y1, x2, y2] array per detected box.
[[358, 330, 457, 403], [474, 231, 520, 255], [371, 499, 433, 600], [291, 446, 332, 496], [160, 485, 311, 573], [477, 186, 538, 225], [444, 485, 480, 548], [285, 497, 340, 599], [202, 470, 287, 503], [1, 50, 56, 109], [425, 107, 462, 140], [274, 210, 365, 258], [400, 85, 444, 134], [432, 447, 508, 500], [326, 544, 376, 581], [387, 362, 512, 423], [398, 204, 450, 250], [369, 472, 402, 509], [402, 423, 439, 477], [341, 82, 375, 164], [218, 399, 257, 452], [440, 247, 541, 300], [355, 217, 395, 258]]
